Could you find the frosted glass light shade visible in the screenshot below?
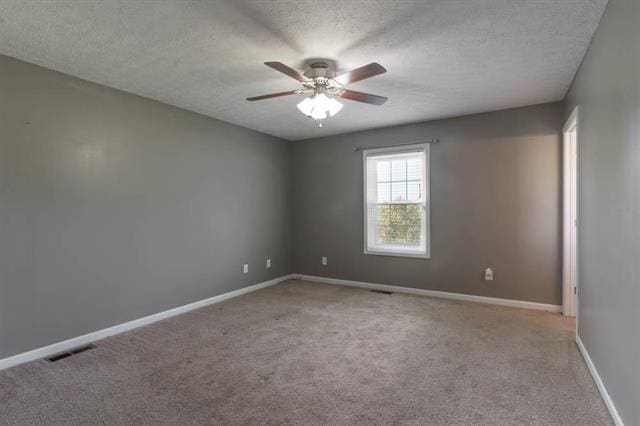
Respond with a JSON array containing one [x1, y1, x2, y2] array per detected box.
[[296, 97, 315, 116], [297, 94, 343, 120]]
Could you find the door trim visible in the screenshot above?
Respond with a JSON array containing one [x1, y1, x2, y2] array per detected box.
[[563, 107, 579, 318]]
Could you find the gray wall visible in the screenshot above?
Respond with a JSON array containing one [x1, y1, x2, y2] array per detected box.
[[0, 54, 292, 359], [292, 102, 564, 305], [565, 0, 640, 423]]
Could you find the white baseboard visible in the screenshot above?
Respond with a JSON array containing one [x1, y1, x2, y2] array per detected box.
[[576, 336, 624, 426], [295, 274, 562, 313], [0, 274, 296, 371]]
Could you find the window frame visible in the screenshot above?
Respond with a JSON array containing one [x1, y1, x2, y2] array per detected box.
[[362, 143, 431, 259]]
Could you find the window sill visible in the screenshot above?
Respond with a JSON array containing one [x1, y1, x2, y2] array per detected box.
[[364, 249, 430, 259]]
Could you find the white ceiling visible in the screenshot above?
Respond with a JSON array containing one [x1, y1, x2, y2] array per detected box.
[[0, 0, 607, 141]]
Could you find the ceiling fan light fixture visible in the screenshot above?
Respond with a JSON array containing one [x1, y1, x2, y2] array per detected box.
[[296, 93, 343, 121], [248, 61, 387, 127]]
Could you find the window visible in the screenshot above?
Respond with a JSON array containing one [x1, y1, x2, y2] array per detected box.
[[363, 143, 430, 258]]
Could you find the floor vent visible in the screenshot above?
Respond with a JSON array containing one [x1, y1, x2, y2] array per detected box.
[[47, 344, 95, 362], [47, 352, 72, 362], [370, 289, 393, 295], [70, 344, 95, 354]]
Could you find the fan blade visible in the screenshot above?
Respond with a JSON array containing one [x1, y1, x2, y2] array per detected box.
[[246, 90, 299, 101], [337, 89, 387, 105], [334, 62, 386, 86], [264, 62, 308, 82]]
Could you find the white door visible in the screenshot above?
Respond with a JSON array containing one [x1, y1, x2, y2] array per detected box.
[[563, 108, 578, 317]]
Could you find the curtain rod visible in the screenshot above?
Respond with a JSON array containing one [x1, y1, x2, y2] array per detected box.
[[352, 138, 439, 152]]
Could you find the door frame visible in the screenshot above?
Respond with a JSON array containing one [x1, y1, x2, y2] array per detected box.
[[563, 107, 579, 317]]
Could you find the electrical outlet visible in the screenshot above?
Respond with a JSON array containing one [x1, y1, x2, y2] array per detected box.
[[321, 256, 328, 266], [484, 267, 494, 281], [266, 258, 271, 268], [243, 264, 249, 274]]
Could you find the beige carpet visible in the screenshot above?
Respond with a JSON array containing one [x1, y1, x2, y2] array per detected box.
[[0, 279, 611, 425]]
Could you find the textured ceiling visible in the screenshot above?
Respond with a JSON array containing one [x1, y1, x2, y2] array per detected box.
[[0, 0, 607, 141]]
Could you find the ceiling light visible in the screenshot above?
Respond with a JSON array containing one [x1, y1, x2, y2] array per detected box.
[[297, 93, 343, 124], [247, 61, 387, 128]]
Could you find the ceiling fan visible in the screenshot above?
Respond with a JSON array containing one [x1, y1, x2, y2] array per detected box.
[[247, 61, 388, 127]]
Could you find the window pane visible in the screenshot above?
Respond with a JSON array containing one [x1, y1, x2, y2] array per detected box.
[[407, 157, 421, 180], [374, 204, 422, 246], [377, 182, 391, 202], [376, 160, 390, 182], [407, 181, 421, 202], [391, 181, 406, 202], [391, 159, 407, 181]]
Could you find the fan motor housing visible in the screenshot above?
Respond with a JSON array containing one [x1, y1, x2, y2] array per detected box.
[[304, 62, 336, 79]]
